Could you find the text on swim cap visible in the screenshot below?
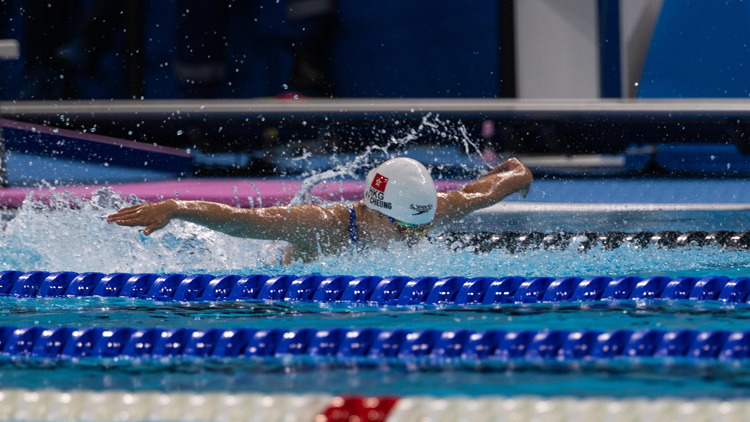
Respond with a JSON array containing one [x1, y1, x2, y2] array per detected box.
[[371, 173, 389, 192], [366, 186, 392, 210]]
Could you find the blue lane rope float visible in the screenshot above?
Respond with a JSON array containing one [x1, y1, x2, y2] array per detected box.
[[2, 325, 750, 362], [1, 271, 750, 304], [436, 230, 750, 252]]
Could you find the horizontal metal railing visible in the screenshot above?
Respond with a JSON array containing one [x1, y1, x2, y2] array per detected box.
[[3, 98, 750, 119]]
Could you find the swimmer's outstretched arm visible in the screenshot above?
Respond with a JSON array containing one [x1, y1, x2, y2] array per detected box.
[[107, 200, 348, 248], [433, 157, 532, 226]]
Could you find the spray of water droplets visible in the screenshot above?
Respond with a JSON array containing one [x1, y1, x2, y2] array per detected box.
[[0, 188, 285, 274], [3, 185, 746, 278], [289, 114, 489, 205], [0, 117, 748, 278]]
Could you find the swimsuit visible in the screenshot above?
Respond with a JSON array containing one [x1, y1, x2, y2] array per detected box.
[[347, 204, 358, 244]]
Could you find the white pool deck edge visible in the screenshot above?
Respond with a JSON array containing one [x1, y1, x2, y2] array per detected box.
[[0, 389, 746, 422], [476, 202, 750, 213]]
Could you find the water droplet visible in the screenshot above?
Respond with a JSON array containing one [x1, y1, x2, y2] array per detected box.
[[177, 130, 184, 136], [282, 84, 288, 90]]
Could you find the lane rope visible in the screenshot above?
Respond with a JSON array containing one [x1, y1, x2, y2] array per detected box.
[[435, 230, 750, 252], [1, 271, 748, 305], [1, 325, 750, 362]]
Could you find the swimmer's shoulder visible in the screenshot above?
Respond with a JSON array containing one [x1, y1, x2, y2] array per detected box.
[[310, 202, 352, 233], [324, 202, 363, 235], [280, 203, 353, 259], [325, 203, 351, 218]]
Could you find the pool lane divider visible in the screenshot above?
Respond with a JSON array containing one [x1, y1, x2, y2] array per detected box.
[[2, 325, 750, 362], [439, 230, 750, 252], [1, 271, 750, 305], [1, 390, 742, 422]]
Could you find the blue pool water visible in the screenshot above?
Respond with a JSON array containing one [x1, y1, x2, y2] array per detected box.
[[0, 186, 749, 399]]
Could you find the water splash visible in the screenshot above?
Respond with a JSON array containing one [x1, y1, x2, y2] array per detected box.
[[1, 187, 748, 278], [0, 188, 285, 273], [1, 116, 747, 279], [287, 238, 750, 279], [289, 114, 488, 206]]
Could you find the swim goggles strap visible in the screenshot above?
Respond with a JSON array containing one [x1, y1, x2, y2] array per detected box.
[[387, 216, 434, 236]]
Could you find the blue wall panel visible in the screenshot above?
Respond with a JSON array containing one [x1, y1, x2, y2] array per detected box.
[[0, 0, 25, 100], [333, 0, 498, 97], [1, 0, 498, 99], [143, 1, 179, 99], [639, 0, 750, 98]]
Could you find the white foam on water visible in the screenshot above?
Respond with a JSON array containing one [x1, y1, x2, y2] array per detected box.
[[1, 187, 749, 278], [289, 236, 750, 279], [0, 188, 283, 274]]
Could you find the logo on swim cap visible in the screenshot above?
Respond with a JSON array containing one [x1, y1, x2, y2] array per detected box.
[[364, 157, 437, 225], [410, 204, 433, 215], [371, 173, 389, 192]]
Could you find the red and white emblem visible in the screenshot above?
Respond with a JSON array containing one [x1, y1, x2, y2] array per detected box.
[[371, 173, 389, 192]]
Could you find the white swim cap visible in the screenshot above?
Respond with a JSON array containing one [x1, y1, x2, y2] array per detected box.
[[364, 157, 437, 225]]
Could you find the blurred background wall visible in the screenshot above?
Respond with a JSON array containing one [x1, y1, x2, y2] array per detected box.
[[4, 0, 748, 101], [0, 0, 500, 100], [2, 0, 750, 183]]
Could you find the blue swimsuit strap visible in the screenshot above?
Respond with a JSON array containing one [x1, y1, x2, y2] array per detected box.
[[347, 205, 358, 244]]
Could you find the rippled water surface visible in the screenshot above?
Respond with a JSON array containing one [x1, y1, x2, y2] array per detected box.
[[2, 189, 749, 278], [4, 298, 750, 333]]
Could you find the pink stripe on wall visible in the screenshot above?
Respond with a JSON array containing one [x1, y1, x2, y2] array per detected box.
[[0, 178, 467, 208]]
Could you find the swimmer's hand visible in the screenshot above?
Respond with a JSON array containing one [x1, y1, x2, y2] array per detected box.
[[107, 200, 178, 235], [486, 157, 526, 176], [486, 158, 532, 198], [434, 157, 532, 225]]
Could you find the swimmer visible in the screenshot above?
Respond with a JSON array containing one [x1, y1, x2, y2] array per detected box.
[[107, 157, 532, 264]]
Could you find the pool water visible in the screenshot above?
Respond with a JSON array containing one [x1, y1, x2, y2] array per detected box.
[[0, 188, 749, 399], [3, 189, 749, 278]]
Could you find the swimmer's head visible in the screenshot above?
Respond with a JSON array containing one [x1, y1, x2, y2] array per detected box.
[[364, 157, 437, 226]]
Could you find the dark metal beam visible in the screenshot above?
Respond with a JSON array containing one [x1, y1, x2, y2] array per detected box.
[[598, 0, 622, 98], [498, 0, 517, 98]]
